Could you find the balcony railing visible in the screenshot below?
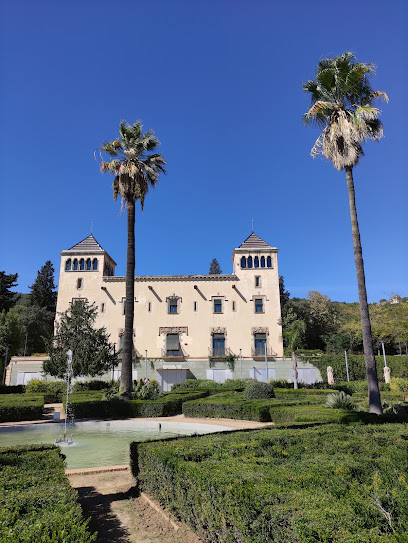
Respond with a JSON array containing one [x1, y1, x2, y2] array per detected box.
[[251, 346, 277, 360], [161, 346, 189, 361], [208, 347, 235, 360]]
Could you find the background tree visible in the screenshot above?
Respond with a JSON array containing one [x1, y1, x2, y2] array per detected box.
[[0, 272, 19, 312], [29, 261, 57, 312], [209, 258, 222, 275], [100, 120, 166, 396], [0, 310, 24, 381], [44, 300, 117, 378], [283, 310, 306, 389], [303, 52, 388, 414], [279, 275, 290, 317]]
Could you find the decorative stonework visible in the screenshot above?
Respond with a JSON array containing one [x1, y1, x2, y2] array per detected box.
[[210, 327, 227, 335], [251, 327, 269, 335], [159, 327, 188, 336]]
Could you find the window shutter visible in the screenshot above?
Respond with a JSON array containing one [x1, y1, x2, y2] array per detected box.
[[166, 334, 180, 349]]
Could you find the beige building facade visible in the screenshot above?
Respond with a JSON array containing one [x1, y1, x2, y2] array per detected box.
[[7, 233, 322, 389]]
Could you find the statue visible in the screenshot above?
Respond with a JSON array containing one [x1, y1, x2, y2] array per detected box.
[[327, 366, 334, 385]]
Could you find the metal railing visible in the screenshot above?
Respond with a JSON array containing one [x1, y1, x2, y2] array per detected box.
[[251, 346, 277, 359], [208, 347, 235, 360], [161, 346, 189, 360]]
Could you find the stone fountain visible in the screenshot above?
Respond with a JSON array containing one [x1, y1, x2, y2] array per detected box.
[[55, 349, 75, 446]]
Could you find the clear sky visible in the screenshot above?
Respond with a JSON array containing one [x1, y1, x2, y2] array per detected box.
[[1, 0, 407, 303]]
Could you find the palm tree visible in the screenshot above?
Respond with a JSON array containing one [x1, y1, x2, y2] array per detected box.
[[100, 120, 166, 396], [303, 52, 388, 413], [283, 314, 306, 390]]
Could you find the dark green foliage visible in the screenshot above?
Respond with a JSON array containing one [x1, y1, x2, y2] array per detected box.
[[182, 392, 273, 422], [209, 258, 222, 275], [130, 424, 408, 542], [25, 379, 66, 403], [72, 380, 111, 392], [0, 444, 95, 542], [29, 261, 57, 313], [14, 303, 55, 355], [45, 300, 117, 378], [171, 378, 251, 392], [0, 394, 44, 422], [0, 309, 24, 372], [243, 381, 275, 399], [0, 271, 18, 312], [67, 391, 208, 419], [0, 385, 24, 394]]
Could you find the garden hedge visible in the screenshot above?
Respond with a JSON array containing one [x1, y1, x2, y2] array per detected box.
[[130, 423, 408, 542], [0, 385, 24, 394], [0, 394, 44, 422], [0, 444, 95, 542], [67, 391, 209, 419]]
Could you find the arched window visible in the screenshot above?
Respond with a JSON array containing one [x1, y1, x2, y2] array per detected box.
[[267, 256, 272, 268], [65, 259, 72, 271], [92, 258, 98, 271], [254, 256, 259, 268], [248, 256, 253, 268], [73, 259, 78, 271], [240, 256, 246, 269], [80, 259, 85, 271], [86, 258, 91, 271], [260, 256, 265, 268]]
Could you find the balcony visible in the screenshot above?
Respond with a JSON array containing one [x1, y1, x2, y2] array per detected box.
[[251, 346, 277, 360], [161, 346, 189, 361], [208, 347, 236, 361]]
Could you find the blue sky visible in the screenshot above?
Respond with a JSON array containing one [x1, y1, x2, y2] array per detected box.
[[1, 0, 407, 303]]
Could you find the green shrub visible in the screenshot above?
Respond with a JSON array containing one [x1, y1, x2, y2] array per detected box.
[[269, 378, 291, 388], [0, 394, 44, 422], [182, 392, 273, 422], [390, 377, 408, 393], [25, 379, 66, 402], [68, 391, 208, 419], [72, 380, 110, 392], [326, 390, 356, 410], [171, 378, 250, 392], [0, 444, 95, 542], [130, 423, 408, 542], [0, 385, 24, 394], [243, 381, 275, 399]]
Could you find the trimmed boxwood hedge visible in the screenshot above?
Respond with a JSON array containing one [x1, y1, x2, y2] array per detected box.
[[0, 385, 24, 394], [130, 423, 408, 542], [68, 391, 209, 419], [0, 444, 95, 542], [0, 394, 44, 422]]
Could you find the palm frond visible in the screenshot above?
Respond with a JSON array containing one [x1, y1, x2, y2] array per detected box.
[[302, 101, 338, 127]]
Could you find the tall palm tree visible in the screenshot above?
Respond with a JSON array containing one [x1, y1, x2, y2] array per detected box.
[[100, 120, 166, 396], [303, 52, 388, 413]]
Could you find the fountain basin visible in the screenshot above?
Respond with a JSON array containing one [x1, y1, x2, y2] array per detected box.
[[0, 419, 233, 469]]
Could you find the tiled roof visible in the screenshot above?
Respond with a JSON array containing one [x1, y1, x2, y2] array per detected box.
[[68, 234, 105, 252], [239, 233, 272, 249]]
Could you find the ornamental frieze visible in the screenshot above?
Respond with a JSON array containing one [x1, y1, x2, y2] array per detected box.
[[159, 327, 188, 336], [251, 327, 269, 335]]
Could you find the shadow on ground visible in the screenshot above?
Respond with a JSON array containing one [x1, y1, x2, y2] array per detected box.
[[75, 485, 138, 543]]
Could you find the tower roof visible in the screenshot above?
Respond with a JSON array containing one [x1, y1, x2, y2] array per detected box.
[[239, 233, 272, 249], [68, 234, 105, 252]]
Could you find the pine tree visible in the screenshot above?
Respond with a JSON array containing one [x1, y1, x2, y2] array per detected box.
[[45, 299, 117, 378], [209, 259, 222, 275], [0, 272, 18, 312], [29, 261, 57, 313]]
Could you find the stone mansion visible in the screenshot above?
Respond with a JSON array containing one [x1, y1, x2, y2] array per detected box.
[[7, 233, 321, 389]]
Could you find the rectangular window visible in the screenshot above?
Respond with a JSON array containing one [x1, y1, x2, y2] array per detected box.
[[194, 301, 197, 312], [254, 333, 267, 356], [255, 298, 264, 313], [148, 302, 151, 312], [166, 334, 180, 356], [213, 299, 222, 313], [169, 299, 178, 314], [255, 276, 261, 287], [212, 334, 225, 357], [76, 278, 83, 289], [232, 301, 236, 311], [101, 303, 105, 313]]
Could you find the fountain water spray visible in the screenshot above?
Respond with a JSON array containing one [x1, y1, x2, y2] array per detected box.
[[55, 349, 75, 446]]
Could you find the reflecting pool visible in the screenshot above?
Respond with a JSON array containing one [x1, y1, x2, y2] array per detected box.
[[0, 420, 232, 469]]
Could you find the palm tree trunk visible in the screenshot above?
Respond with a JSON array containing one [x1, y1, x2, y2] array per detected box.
[[121, 200, 135, 396], [345, 166, 382, 414], [292, 349, 298, 389]]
